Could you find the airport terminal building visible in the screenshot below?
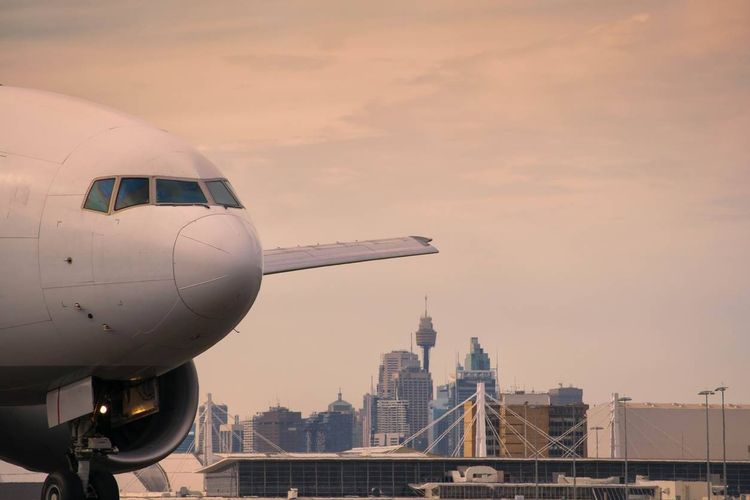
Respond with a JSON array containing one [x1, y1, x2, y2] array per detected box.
[[200, 452, 750, 498]]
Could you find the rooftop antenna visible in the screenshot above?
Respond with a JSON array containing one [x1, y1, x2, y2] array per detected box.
[[424, 294, 428, 316]]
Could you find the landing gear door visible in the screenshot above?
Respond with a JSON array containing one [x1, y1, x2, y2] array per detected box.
[[46, 377, 94, 428]]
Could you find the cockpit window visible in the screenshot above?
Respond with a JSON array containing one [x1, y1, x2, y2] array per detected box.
[[115, 177, 150, 211], [156, 179, 207, 204], [84, 178, 115, 212], [206, 180, 242, 208]]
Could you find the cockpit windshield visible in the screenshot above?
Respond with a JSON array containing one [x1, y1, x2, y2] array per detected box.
[[83, 176, 242, 214], [115, 178, 149, 210], [206, 180, 242, 208], [156, 179, 207, 205], [84, 178, 115, 212]]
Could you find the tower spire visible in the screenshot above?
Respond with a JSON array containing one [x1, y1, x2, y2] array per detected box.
[[415, 297, 437, 373]]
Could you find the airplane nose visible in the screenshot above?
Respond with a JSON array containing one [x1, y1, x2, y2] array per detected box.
[[173, 214, 262, 320]]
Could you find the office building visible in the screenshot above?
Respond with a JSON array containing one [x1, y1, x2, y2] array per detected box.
[[377, 350, 420, 399], [375, 399, 410, 436], [253, 406, 305, 453], [395, 365, 433, 450], [362, 393, 379, 447], [548, 386, 588, 457], [305, 391, 355, 452], [499, 398, 551, 458], [174, 423, 196, 453], [241, 418, 254, 453], [428, 384, 454, 456], [219, 416, 244, 453], [305, 411, 354, 452], [352, 409, 364, 449], [437, 337, 497, 456], [328, 390, 354, 414]]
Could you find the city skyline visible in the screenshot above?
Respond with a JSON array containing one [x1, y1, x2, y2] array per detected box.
[[197, 304, 741, 416], [4, 1, 748, 416]]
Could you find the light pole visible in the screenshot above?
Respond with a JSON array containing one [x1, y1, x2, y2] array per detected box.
[[715, 387, 728, 498], [618, 396, 632, 500], [699, 390, 715, 500], [592, 426, 604, 459]]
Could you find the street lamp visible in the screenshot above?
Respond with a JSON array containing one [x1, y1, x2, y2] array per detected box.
[[591, 426, 604, 460], [618, 397, 632, 500], [715, 387, 728, 498], [699, 390, 715, 500]]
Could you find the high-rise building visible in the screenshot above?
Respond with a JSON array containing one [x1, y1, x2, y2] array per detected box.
[[499, 401, 551, 458], [362, 393, 379, 447], [394, 365, 432, 450], [305, 411, 354, 452], [196, 393, 229, 461], [464, 337, 492, 371], [375, 399, 409, 437], [476, 389, 588, 459], [304, 391, 355, 452], [377, 350, 420, 399], [175, 423, 196, 453], [241, 418, 254, 453], [366, 306, 439, 449], [428, 384, 454, 456], [219, 415, 244, 453], [548, 386, 588, 457], [328, 390, 354, 414], [352, 409, 364, 449], [438, 337, 497, 456], [253, 406, 305, 453], [414, 298, 437, 372]]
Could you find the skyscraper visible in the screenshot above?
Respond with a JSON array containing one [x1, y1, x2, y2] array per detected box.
[[362, 393, 379, 447], [305, 412, 354, 452], [377, 350, 420, 399], [428, 384, 453, 456], [305, 391, 355, 452], [175, 423, 196, 453], [414, 297, 437, 372], [427, 338, 497, 456], [241, 418, 255, 453], [253, 406, 305, 453], [375, 399, 410, 438], [464, 337, 492, 371], [394, 365, 433, 450]]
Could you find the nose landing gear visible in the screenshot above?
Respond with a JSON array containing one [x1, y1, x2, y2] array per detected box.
[[41, 469, 118, 500], [41, 416, 121, 500]]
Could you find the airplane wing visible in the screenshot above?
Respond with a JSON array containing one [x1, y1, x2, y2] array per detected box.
[[263, 236, 438, 275]]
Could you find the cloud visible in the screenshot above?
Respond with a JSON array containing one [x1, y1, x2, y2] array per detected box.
[[3, 0, 750, 412], [225, 53, 333, 71]]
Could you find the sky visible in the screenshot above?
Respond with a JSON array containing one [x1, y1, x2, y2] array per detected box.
[[2, 0, 749, 418]]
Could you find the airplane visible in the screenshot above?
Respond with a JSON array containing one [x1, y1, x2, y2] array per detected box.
[[0, 86, 438, 500]]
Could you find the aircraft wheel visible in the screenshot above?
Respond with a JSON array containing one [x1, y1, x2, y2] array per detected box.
[[41, 471, 84, 500], [88, 471, 119, 500]]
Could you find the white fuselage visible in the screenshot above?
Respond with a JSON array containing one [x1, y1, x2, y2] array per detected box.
[[0, 87, 263, 404]]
